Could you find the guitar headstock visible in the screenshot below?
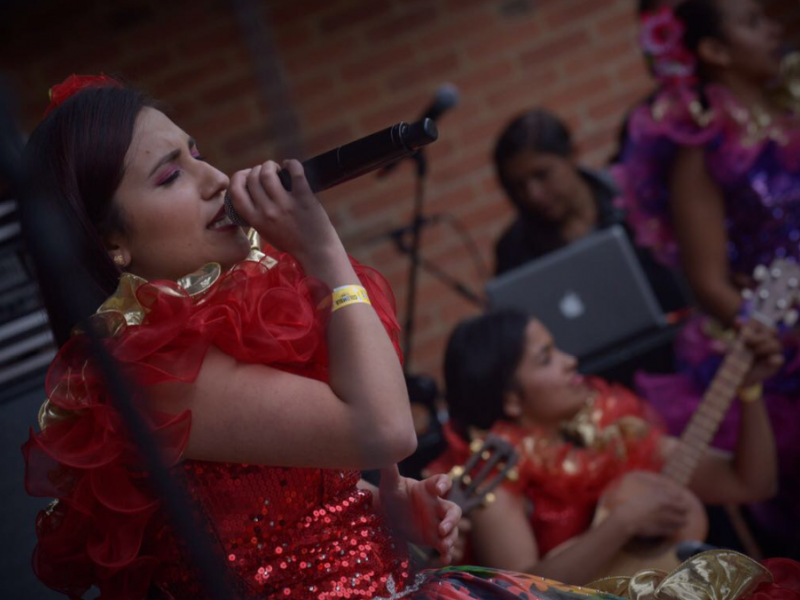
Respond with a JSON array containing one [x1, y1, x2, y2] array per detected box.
[[447, 434, 519, 515], [743, 259, 800, 328]]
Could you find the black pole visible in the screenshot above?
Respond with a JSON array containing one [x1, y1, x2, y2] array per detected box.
[[402, 151, 428, 374]]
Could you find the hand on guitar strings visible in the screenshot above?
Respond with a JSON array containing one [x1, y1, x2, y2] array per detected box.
[[737, 318, 784, 388], [611, 471, 690, 538], [378, 465, 462, 564]]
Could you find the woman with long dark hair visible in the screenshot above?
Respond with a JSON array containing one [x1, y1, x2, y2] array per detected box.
[[493, 108, 687, 317], [428, 311, 785, 583], [614, 0, 800, 557], [17, 74, 707, 600]]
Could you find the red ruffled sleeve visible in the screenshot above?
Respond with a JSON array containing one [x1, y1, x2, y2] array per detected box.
[[22, 249, 402, 599]]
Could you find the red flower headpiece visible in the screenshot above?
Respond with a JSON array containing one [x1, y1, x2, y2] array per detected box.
[[43, 73, 122, 118], [639, 7, 697, 86]]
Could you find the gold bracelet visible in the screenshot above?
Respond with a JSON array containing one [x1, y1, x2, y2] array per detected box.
[[331, 285, 371, 312], [738, 383, 763, 404]]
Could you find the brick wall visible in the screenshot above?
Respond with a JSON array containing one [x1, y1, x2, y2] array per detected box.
[[2, 0, 800, 382]]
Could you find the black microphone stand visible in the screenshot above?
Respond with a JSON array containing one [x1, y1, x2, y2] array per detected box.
[[399, 151, 486, 374], [401, 150, 427, 375]]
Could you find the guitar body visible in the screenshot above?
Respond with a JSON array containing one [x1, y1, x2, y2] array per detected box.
[[591, 472, 708, 576], [551, 260, 800, 579]]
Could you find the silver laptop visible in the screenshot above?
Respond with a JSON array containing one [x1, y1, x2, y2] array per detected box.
[[485, 225, 666, 358]]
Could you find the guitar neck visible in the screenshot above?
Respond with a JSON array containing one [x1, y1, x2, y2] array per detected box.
[[661, 337, 753, 487]]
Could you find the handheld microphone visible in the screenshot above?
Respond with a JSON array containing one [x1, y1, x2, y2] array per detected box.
[[224, 119, 438, 227]]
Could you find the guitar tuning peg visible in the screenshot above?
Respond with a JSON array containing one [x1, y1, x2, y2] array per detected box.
[[741, 289, 754, 301], [754, 265, 769, 281], [772, 267, 783, 279], [759, 289, 771, 300], [778, 298, 789, 310], [785, 310, 799, 327]]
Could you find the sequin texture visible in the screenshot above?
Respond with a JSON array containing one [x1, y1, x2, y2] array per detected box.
[[154, 463, 411, 599]]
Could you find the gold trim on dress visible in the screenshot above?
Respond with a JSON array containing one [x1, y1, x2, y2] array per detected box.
[[39, 243, 281, 429]]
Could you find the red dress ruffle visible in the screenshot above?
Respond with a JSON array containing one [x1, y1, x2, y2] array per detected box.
[[426, 378, 665, 557], [22, 249, 401, 599]]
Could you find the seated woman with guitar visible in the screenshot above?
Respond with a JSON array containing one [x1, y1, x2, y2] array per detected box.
[[427, 309, 784, 585]]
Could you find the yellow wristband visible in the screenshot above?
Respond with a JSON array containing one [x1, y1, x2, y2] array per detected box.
[[738, 383, 763, 404], [331, 285, 370, 312]]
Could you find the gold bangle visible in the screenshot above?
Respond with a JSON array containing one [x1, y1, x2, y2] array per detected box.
[[738, 383, 763, 404], [331, 285, 370, 312]]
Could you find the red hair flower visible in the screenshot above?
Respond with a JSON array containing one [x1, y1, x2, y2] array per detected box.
[[640, 7, 697, 86], [44, 73, 122, 118]]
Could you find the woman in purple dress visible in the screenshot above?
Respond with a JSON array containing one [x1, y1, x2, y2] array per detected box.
[[615, 0, 800, 556]]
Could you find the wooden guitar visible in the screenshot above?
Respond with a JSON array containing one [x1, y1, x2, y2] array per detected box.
[[412, 435, 519, 566], [591, 260, 800, 576], [447, 434, 520, 514]]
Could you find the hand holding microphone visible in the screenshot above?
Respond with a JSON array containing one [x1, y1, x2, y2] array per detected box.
[[224, 119, 439, 227]]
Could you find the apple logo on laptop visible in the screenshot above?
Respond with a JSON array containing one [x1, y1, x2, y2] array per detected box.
[[559, 291, 585, 319]]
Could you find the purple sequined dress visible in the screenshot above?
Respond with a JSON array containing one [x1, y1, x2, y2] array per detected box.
[[615, 83, 800, 549]]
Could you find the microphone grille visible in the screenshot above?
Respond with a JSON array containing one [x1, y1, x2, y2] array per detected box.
[[224, 193, 250, 227], [436, 83, 460, 109]]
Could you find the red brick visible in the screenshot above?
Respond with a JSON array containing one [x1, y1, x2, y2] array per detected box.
[[386, 52, 461, 93], [201, 73, 259, 106], [464, 20, 542, 61], [586, 85, 644, 122], [539, 73, 612, 113], [185, 99, 258, 143], [559, 37, 634, 79], [301, 82, 384, 130], [541, 0, 612, 31], [415, 11, 494, 54], [340, 43, 417, 83], [318, 2, 394, 35], [269, 0, 334, 25], [358, 90, 431, 132], [451, 59, 516, 96], [520, 29, 591, 69], [364, 5, 440, 44], [433, 148, 493, 186], [594, 8, 640, 37], [148, 56, 238, 99], [282, 35, 364, 73], [483, 69, 560, 113], [288, 73, 337, 103], [350, 177, 418, 220]]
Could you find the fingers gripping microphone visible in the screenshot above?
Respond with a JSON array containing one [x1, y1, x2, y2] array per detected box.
[[224, 119, 439, 227]]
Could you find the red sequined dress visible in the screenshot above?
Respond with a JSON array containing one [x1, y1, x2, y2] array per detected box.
[[22, 248, 800, 600]]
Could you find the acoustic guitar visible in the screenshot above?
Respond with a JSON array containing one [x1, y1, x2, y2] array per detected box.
[[590, 260, 800, 576], [412, 435, 519, 566]]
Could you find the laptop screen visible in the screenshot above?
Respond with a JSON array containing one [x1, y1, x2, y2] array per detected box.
[[484, 225, 666, 357]]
